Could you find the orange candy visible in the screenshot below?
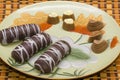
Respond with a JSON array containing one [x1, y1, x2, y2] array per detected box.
[[39, 23, 52, 31], [73, 26, 91, 35], [110, 36, 118, 48]]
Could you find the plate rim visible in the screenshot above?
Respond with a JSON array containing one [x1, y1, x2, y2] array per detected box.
[[0, 1, 120, 79]]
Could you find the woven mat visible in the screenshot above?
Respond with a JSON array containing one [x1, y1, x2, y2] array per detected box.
[[0, 0, 120, 80]]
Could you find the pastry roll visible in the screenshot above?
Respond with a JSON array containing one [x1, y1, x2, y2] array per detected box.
[[0, 24, 40, 45], [11, 32, 52, 63], [34, 40, 71, 73]]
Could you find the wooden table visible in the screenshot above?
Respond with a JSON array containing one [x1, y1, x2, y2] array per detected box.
[[0, 0, 120, 80]]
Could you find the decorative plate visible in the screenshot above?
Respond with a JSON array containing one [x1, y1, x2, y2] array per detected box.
[[0, 1, 120, 80]]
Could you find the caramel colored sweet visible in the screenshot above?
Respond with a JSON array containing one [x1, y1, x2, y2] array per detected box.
[[88, 30, 105, 42], [75, 14, 102, 27], [88, 35, 102, 43], [91, 40, 108, 53], [62, 18, 75, 31], [62, 10, 75, 21], [47, 12, 59, 24], [13, 12, 48, 26], [87, 20, 105, 32]]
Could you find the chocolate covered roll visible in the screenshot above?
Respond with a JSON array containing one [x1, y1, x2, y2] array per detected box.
[[87, 20, 105, 32], [47, 12, 59, 24], [62, 18, 75, 31], [34, 40, 71, 73], [0, 24, 40, 45], [62, 10, 75, 21], [11, 32, 52, 63]]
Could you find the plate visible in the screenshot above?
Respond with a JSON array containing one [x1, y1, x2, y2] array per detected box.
[[0, 1, 120, 79]]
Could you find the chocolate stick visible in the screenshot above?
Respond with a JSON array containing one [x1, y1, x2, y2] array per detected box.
[[34, 40, 71, 73], [0, 24, 40, 45], [11, 32, 52, 63]]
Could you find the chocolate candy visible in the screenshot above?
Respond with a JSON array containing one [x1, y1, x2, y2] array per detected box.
[[91, 40, 108, 53], [62, 10, 75, 21], [62, 18, 75, 31], [87, 20, 105, 32], [0, 24, 40, 45], [88, 30, 105, 42], [47, 12, 59, 24], [11, 32, 52, 63], [34, 40, 71, 73]]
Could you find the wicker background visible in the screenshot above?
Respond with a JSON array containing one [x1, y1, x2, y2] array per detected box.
[[0, 0, 120, 80]]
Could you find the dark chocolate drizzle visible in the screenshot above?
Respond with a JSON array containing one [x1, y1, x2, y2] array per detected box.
[[11, 32, 52, 63], [0, 24, 40, 45], [34, 40, 71, 73]]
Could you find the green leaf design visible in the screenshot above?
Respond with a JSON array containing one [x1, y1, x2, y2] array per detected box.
[[7, 58, 24, 66], [7, 57, 35, 67], [79, 42, 91, 45], [49, 69, 87, 77], [26, 61, 34, 68], [78, 69, 85, 76], [65, 48, 90, 61], [49, 67, 60, 78], [74, 69, 78, 76], [62, 69, 87, 77], [63, 72, 74, 76], [74, 35, 83, 44]]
